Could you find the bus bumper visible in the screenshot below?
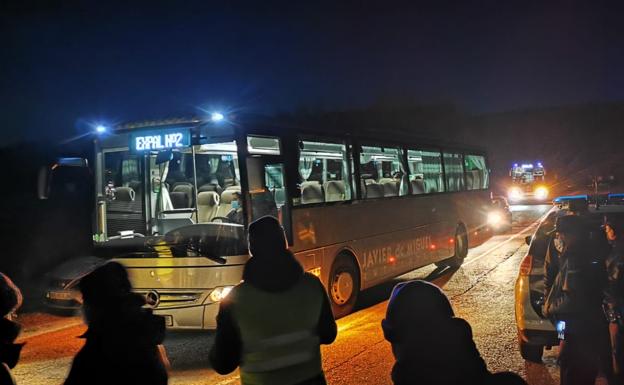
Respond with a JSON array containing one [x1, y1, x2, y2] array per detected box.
[[152, 302, 220, 330]]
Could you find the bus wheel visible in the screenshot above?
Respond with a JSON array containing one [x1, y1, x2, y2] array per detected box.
[[328, 254, 360, 319], [447, 227, 468, 268]]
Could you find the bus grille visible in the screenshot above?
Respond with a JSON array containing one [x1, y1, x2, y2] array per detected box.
[[137, 291, 204, 308]]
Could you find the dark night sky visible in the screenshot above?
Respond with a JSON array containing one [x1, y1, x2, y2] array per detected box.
[[2, 1, 623, 145]]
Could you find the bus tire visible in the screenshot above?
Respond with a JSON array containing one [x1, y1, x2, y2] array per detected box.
[[447, 226, 468, 268], [328, 254, 360, 319]]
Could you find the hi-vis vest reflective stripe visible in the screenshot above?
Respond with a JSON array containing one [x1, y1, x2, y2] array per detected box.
[[232, 273, 325, 385]]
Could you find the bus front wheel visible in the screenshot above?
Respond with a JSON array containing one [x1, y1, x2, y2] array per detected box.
[[328, 254, 360, 319]]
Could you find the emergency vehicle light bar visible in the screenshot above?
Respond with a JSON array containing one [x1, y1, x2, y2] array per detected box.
[[552, 195, 588, 204]]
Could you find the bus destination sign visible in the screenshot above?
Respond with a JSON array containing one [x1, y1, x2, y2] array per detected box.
[[130, 128, 191, 152]]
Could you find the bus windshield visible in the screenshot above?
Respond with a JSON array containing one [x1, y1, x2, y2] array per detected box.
[[100, 139, 244, 250]]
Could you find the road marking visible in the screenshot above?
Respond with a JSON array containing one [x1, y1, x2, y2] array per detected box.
[[463, 216, 545, 267]]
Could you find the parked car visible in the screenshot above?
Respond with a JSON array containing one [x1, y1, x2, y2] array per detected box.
[[514, 193, 624, 361], [44, 256, 107, 311]]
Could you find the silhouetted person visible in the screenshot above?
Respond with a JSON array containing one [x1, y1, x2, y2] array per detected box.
[[64, 262, 168, 385], [0, 273, 23, 385], [543, 215, 611, 385], [485, 372, 528, 385], [603, 215, 624, 383], [210, 215, 337, 385], [381, 280, 490, 385]]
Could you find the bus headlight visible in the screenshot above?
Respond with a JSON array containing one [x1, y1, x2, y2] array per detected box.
[[535, 186, 549, 200], [508, 187, 523, 201], [487, 212, 503, 227], [209, 286, 234, 303]]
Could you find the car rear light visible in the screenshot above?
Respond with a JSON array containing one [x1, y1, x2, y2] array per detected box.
[[519, 254, 533, 276]]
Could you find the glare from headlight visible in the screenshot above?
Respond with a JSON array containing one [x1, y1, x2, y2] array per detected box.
[[508, 187, 523, 201], [488, 212, 503, 226], [209, 286, 234, 303], [535, 186, 549, 200]]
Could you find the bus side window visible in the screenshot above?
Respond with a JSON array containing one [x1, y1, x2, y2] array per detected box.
[[443, 152, 465, 192], [464, 154, 489, 190], [359, 146, 407, 199], [296, 140, 352, 205], [407, 149, 444, 194]]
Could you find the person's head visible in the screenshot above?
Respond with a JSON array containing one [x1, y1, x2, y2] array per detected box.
[[382, 280, 454, 342], [79, 262, 133, 322], [0, 273, 22, 319], [231, 192, 241, 210], [248, 215, 287, 257], [554, 215, 588, 250], [604, 215, 624, 242]]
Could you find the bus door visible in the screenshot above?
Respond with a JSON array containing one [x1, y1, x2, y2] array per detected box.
[[244, 136, 293, 244]]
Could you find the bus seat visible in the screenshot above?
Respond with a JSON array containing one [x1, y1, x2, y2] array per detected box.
[[225, 185, 241, 191], [365, 183, 384, 199], [115, 187, 135, 201], [127, 180, 141, 193], [465, 172, 474, 190], [199, 183, 223, 196], [251, 190, 278, 221], [223, 178, 236, 188], [302, 183, 324, 204], [216, 189, 238, 217], [381, 180, 399, 197], [411, 179, 425, 194], [301, 180, 321, 188], [173, 184, 194, 207], [197, 191, 220, 223], [324, 180, 345, 202], [170, 191, 190, 208], [472, 170, 482, 189]]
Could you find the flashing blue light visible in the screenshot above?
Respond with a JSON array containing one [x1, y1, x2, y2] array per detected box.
[[522, 163, 534, 169], [537, 162, 543, 167], [553, 195, 589, 203], [211, 112, 224, 122], [513, 163, 518, 167], [95, 125, 107, 134], [608, 193, 624, 200]]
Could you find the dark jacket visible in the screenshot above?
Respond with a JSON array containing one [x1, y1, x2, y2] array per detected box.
[[387, 317, 489, 385], [605, 240, 624, 315], [64, 293, 168, 385], [543, 243, 607, 333], [543, 238, 561, 304], [209, 249, 337, 384], [0, 318, 22, 385]]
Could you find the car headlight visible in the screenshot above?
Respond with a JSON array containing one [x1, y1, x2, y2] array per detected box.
[[535, 186, 549, 200], [209, 286, 234, 303], [487, 212, 503, 226], [508, 187, 523, 201]]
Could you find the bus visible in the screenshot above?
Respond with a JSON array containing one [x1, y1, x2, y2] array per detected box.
[[40, 115, 493, 329]]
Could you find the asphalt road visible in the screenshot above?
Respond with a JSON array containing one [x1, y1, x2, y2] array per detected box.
[[14, 204, 561, 385]]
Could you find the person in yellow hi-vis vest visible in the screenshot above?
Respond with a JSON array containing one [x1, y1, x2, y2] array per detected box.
[[210, 216, 337, 385]]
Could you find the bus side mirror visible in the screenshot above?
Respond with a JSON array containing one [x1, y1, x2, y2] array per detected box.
[[38, 166, 51, 200], [37, 157, 89, 200]]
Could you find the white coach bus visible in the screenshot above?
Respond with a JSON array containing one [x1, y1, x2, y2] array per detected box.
[[40, 115, 493, 328]]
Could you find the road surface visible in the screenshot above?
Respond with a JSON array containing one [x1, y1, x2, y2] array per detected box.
[[15, 204, 565, 385]]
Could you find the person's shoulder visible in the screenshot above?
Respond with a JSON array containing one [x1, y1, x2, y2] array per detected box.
[[448, 317, 474, 338], [302, 272, 324, 288]]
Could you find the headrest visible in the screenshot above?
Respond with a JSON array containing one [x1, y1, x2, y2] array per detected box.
[[169, 191, 189, 208], [366, 183, 384, 199], [220, 190, 239, 204], [302, 183, 323, 203], [115, 187, 135, 201], [197, 191, 220, 206], [325, 180, 345, 193]]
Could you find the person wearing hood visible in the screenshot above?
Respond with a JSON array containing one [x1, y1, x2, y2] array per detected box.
[[64, 262, 168, 385], [0, 273, 23, 385], [604, 215, 624, 383], [381, 280, 490, 385], [209, 215, 337, 385]]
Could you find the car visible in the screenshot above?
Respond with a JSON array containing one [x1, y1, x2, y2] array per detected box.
[[488, 196, 513, 233], [507, 183, 550, 204], [514, 193, 624, 362], [44, 256, 108, 311]]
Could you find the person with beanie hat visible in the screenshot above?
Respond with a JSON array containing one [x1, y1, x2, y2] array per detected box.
[[0, 273, 23, 385], [64, 262, 168, 385], [210, 216, 336, 385], [381, 280, 489, 385]]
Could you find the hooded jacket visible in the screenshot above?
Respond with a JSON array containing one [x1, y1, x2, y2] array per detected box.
[[209, 242, 336, 385], [63, 293, 168, 385], [0, 318, 22, 385]]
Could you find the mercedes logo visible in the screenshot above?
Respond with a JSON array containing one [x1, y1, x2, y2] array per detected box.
[[145, 290, 160, 308]]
